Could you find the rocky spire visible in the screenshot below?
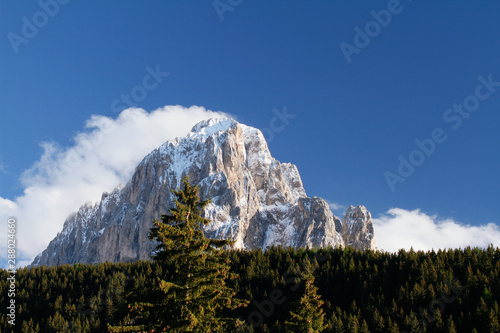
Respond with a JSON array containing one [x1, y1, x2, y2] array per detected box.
[[340, 205, 376, 250]]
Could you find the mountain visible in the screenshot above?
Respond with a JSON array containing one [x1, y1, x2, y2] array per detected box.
[[341, 205, 376, 250], [32, 118, 375, 266]]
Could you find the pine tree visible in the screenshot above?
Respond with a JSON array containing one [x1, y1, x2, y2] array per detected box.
[[386, 317, 400, 333], [359, 319, 369, 333], [327, 310, 344, 333], [21, 319, 40, 333], [430, 308, 445, 331], [47, 312, 69, 332], [371, 307, 385, 333], [346, 313, 359, 333], [446, 315, 457, 333], [111, 176, 247, 332], [285, 264, 326, 333], [489, 309, 500, 333]]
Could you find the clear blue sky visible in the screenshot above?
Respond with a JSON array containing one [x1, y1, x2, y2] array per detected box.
[[1, 1, 499, 233]]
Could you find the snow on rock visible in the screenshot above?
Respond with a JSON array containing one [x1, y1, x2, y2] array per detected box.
[[32, 118, 375, 267], [341, 205, 376, 250]]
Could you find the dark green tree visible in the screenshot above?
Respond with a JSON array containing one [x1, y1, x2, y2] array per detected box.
[[112, 176, 247, 332], [285, 263, 326, 333], [446, 315, 457, 333], [489, 309, 500, 333], [327, 310, 344, 333]]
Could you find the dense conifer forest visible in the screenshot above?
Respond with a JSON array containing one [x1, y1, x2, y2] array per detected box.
[[1, 245, 500, 332], [3, 179, 499, 332]]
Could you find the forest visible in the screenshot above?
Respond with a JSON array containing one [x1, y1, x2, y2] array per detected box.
[[0, 245, 499, 332], [2, 179, 499, 332]]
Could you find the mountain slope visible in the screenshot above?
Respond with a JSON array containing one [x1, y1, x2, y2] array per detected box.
[[32, 118, 375, 266]]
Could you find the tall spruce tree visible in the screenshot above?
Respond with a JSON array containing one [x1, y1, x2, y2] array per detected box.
[[285, 262, 326, 333], [111, 176, 246, 332]]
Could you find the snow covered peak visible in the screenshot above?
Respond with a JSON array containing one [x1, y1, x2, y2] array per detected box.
[[345, 205, 370, 219], [187, 118, 238, 141], [32, 116, 376, 267]]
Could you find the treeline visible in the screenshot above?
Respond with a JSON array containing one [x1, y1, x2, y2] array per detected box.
[[1, 246, 499, 332]]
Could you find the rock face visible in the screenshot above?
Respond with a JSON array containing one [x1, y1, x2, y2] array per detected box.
[[340, 205, 376, 250], [32, 118, 375, 267]]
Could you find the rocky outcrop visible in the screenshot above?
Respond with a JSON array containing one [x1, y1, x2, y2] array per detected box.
[[32, 118, 375, 267], [340, 205, 376, 250]]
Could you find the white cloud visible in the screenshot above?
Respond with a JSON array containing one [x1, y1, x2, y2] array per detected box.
[[325, 200, 346, 213], [373, 208, 500, 252], [0, 105, 230, 266]]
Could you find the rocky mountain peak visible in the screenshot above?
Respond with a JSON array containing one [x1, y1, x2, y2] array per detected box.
[[341, 205, 376, 250], [32, 118, 375, 267], [187, 118, 238, 140]]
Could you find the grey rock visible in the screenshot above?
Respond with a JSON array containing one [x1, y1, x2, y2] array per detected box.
[[32, 118, 375, 267], [340, 205, 376, 250]]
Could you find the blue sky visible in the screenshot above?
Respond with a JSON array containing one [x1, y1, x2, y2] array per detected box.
[[1, 1, 500, 264]]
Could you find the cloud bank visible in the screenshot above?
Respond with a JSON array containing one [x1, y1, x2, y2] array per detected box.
[[373, 208, 500, 252], [0, 105, 229, 266]]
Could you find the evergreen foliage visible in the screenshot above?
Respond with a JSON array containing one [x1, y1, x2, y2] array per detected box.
[[111, 176, 247, 332], [2, 241, 500, 331], [285, 261, 326, 333]]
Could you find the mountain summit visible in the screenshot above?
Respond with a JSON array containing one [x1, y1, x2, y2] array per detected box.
[[32, 118, 375, 266]]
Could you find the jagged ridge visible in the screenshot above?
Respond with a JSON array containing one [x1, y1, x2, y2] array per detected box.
[[32, 118, 375, 266]]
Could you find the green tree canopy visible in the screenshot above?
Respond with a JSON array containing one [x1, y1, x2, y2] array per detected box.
[[112, 176, 247, 332], [285, 261, 326, 333]]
